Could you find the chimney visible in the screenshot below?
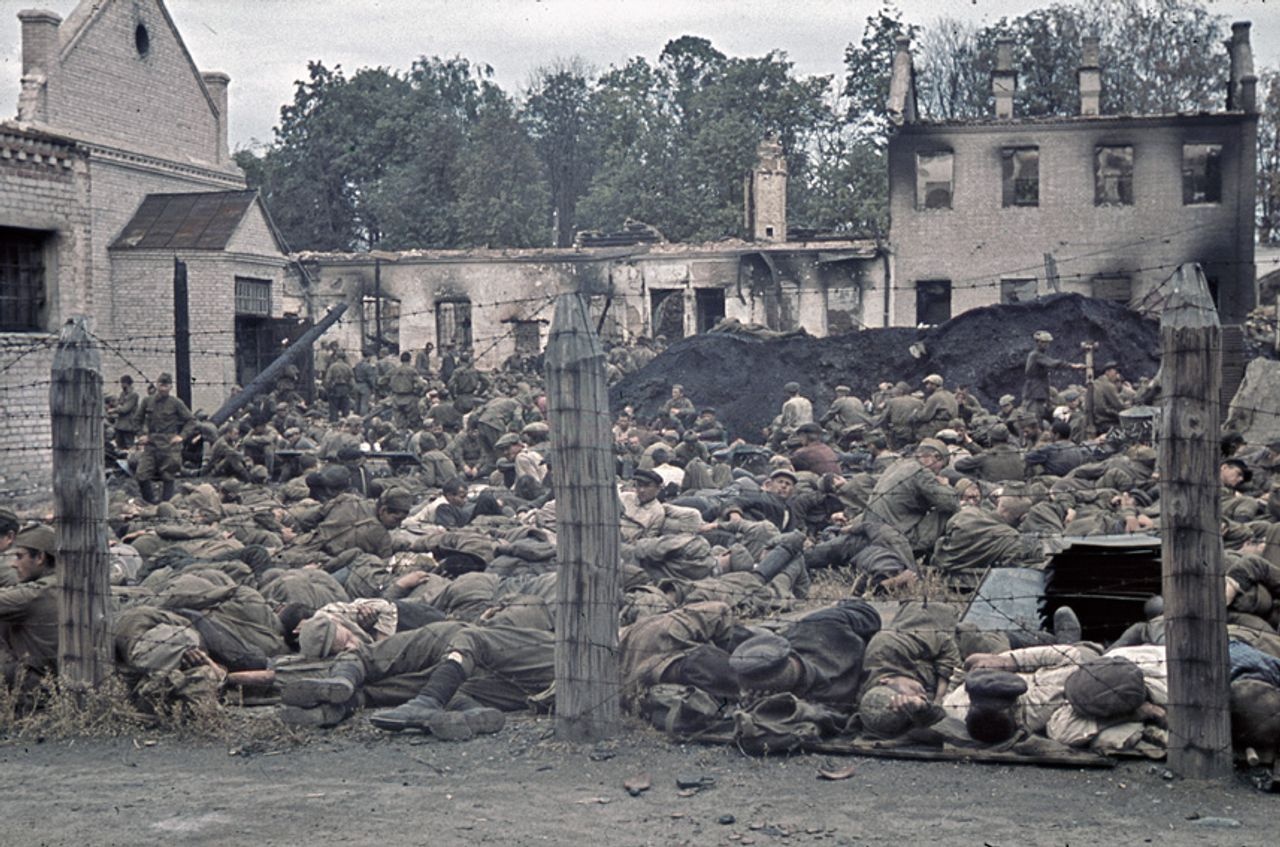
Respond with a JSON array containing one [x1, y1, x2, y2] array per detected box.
[[1079, 36, 1101, 116], [1226, 21, 1257, 114], [747, 137, 787, 242], [17, 9, 61, 123], [887, 35, 918, 125], [201, 71, 231, 165], [993, 37, 1016, 119]]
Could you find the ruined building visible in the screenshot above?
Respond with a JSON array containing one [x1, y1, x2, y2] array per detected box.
[[886, 26, 1259, 327]]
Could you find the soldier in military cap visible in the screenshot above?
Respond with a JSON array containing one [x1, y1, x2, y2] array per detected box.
[[135, 372, 195, 504], [1023, 330, 1084, 424], [0, 524, 59, 683]]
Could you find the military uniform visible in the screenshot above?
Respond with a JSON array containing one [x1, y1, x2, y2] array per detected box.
[[323, 356, 356, 422], [387, 362, 424, 430], [136, 384, 195, 500], [866, 457, 960, 557]]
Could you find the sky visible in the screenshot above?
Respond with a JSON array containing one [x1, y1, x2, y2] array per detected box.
[[1, 0, 1278, 151]]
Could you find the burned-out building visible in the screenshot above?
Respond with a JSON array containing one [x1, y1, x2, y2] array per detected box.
[[886, 26, 1259, 327], [0, 0, 292, 500]]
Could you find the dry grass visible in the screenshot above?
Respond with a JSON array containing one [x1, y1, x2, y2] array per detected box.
[[0, 671, 309, 747], [807, 566, 969, 606]]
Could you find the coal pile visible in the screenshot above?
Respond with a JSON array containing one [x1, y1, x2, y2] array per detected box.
[[610, 294, 1160, 441]]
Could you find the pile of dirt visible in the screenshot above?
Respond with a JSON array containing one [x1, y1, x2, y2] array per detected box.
[[611, 294, 1161, 441]]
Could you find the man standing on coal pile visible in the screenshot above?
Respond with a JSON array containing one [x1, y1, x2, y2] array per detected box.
[[1023, 330, 1085, 424]]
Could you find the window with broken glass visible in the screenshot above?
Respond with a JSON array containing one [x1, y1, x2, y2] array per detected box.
[[1182, 144, 1222, 204], [1094, 145, 1134, 206], [1001, 147, 1039, 207], [915, 151, 953, 210]]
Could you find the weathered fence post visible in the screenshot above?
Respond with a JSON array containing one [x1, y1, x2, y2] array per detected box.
[[546, 288, 621, 742], [1159, 263, 1232, 780], [50, 316, 113, 686]]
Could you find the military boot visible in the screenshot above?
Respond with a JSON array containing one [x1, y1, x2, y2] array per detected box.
[[282, 660, 365, 708], [368, 694, 449, 733], [160, 480, 176, 502], [138, 480, 157, 505]]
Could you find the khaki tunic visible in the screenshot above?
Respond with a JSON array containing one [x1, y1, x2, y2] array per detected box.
[[0, 573, 58, 678]]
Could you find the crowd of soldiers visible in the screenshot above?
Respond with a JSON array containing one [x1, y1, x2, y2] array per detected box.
[[3, 328, 1280, 767]]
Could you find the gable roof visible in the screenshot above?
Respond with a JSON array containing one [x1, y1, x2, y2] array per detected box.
[[58, 0, 219, 116], [110, 190, 272, 250]]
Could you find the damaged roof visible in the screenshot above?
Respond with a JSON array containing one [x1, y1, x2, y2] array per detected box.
[[110, 190, 266, 251]]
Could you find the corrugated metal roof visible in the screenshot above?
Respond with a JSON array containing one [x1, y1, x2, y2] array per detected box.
[[110, 190, 260, 250]]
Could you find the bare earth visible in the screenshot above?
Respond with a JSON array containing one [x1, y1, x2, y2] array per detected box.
[[1, 713, 1274, 847]]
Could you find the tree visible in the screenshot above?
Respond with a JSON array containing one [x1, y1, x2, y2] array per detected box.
[[523, 60, 599, 247], [453, 91, 550, 248], [1258, 69, 1280, 246], [843, 4, 920, 140]]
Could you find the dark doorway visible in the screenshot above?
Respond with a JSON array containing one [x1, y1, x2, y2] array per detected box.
[[651, 289, 685, 340], [235, 315, 314, 400], [695, 288, 726, 333], [915, 279, 952, 326]]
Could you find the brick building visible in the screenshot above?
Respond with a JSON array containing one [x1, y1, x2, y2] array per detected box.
[[0, 0, 290, 501], [886, 26, 1259, 328]]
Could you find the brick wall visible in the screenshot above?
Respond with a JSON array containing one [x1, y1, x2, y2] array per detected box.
[[0, 338, 55, 503], [44, 0, 223, 169], [888, 114, 1257, 326]]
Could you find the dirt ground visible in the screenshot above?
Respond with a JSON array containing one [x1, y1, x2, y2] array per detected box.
[[2, 713, 1274, 847]]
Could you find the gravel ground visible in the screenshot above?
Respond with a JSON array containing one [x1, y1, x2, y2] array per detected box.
[[2, 713, 1273, 847]]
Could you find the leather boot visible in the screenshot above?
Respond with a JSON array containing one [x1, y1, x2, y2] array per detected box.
[[138, 480, 157, 505], [369, 694, 447, 732], [160, 480, 176, 502], [282, 660, 365, 708]]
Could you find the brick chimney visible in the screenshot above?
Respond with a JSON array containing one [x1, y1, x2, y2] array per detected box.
[[993, 38, 1016, 119], [745, 137, 787, 242], [201, 71, 230, 165], [1226, 21, 1257, 114], [17, 9, 61, 123], [1078, 36, 1101, 116]]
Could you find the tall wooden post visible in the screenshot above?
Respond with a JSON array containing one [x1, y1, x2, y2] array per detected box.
[[50, 317, 113, 686], [1159, 264, 1232, 780], [546, 289, 621, 742], [173, 258, 191, 407]]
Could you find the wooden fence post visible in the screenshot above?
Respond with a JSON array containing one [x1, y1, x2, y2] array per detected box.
[[50, 316, 113, 687], [546, 290, 621, 742], [1159, 264, 1232, 780]]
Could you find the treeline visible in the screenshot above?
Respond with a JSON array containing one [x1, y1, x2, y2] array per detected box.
[[235, 1, 1238, 253]]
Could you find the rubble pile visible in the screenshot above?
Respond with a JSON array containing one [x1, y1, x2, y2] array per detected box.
[[612, 294, 1161, 440]]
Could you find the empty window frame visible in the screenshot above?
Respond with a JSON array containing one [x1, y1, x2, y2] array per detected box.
[[1091, 275, 1132, 304], [0, 227, 48, 332], [915, 150, 954, 210], [1001, 147, 1039, 207], [1182, 144, 1222, 204], [1095, 145, 1134, 206], [512, 320, 542, 356], [1000, 278, 1038, 304], [915, 279, 952, 326], [435, 299, 473, 352]]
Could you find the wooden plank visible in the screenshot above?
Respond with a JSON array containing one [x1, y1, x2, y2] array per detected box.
[[50, 316, 113, 687], [547, 290, 622, 742], [1159, 263, 1233, 780], [692, 733, 1114, 768]]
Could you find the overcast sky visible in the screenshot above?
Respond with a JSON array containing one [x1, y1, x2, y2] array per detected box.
[[2, 0, 1278, 151]]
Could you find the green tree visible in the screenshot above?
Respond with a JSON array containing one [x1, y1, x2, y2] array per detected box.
[[843, 4, 920, 139], [522, 61, 598, 247], [453, 91, 550, 247], [1257, 69, 1280, 245]]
